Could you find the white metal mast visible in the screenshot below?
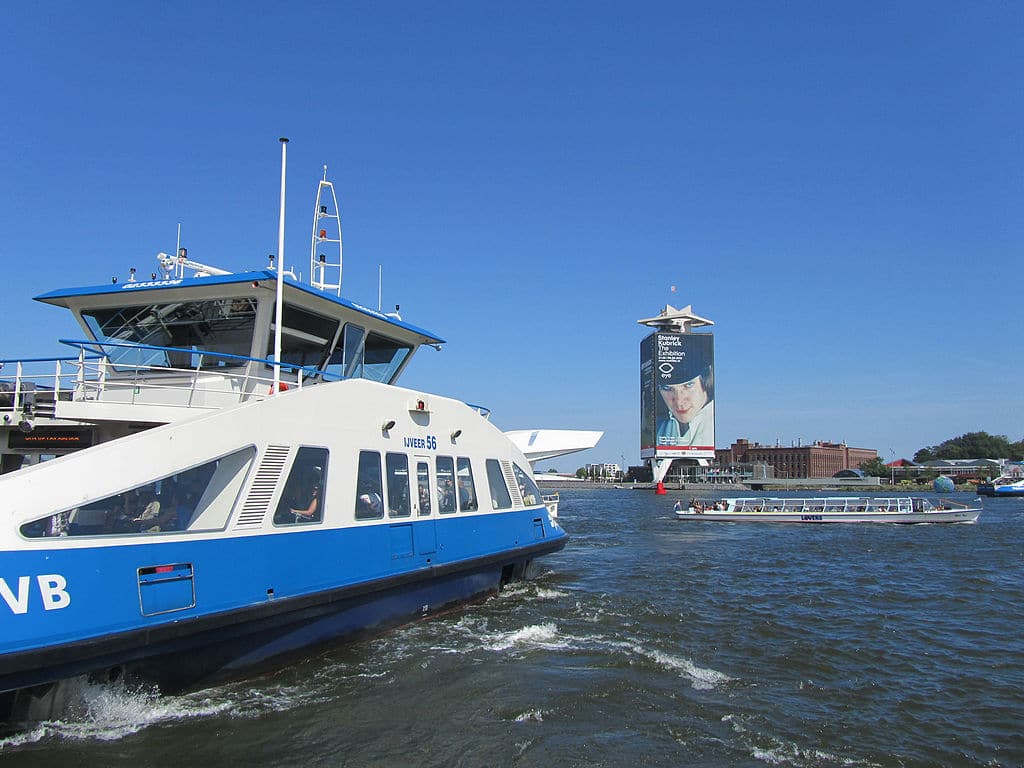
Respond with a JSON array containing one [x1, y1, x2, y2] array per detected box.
[[310, 165, 343, 295], [273, 138, 289, 396]]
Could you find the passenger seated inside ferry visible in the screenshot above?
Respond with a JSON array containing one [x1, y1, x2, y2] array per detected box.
[[357, 486, 383, 518], [133, 489, 161, 531], [289, 477, 320, 522], [148, 486, 189, 531], [274, 448, 328, 525], [275, 469, 321, 524], [437, 478, 456, 513], [354, 450, 385, 520]]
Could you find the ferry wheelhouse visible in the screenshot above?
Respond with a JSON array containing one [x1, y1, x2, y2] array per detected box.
[[0, 163, 586, 722]]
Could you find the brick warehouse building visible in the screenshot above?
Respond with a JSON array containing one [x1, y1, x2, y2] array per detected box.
[[716, 439, 877, 479]]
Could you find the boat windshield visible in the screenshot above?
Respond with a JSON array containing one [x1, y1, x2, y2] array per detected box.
[[83, 298, 257, 369], [323, 325, 412, 384]]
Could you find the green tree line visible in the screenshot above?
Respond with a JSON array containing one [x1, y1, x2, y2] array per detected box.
[[913, 432, 1024, 462]]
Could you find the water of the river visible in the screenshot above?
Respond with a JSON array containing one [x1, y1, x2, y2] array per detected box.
[[2, 490, 1021, 767]]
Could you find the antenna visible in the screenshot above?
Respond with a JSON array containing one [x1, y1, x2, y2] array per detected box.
[[174, 224, 182, 278], [378, 264, 382, 311]]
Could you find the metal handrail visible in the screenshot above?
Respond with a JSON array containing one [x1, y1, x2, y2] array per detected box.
[[0, 340, 344, 416], [56, 338, 335, 380]]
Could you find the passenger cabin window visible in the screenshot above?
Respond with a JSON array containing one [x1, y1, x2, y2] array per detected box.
[[20, 447, 256, 538], [456, 457, 479, 512], [485, 459, 513, 510], [415, 460, 432, 516], [513, 463, 543, 506], [274, 447, 327, 525], [266, 303, 341, 374], [435, 456, 457, 514], [83, 298, 258, 369], [386, 453, 411, 517], [355, 450, 384, 520]]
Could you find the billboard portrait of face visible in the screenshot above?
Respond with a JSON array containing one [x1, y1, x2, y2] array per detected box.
[[652, 333, 715, 457]]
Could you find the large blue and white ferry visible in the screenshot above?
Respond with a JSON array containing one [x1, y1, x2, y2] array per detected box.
[[976, 463, 1024, 497], [0, 151, 598, 723]]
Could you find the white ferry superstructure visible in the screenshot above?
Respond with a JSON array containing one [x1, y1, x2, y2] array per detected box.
[[0, 161, 595, 722]]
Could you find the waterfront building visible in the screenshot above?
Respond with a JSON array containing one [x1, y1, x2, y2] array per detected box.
[[715, 438, 877, 479], [584, 462, 622, 480]]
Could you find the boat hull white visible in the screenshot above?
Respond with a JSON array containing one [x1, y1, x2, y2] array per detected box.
[[675, 509, 980, 524]]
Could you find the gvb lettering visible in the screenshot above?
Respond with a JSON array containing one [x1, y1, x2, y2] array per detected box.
[[0, 574, 71, 614]]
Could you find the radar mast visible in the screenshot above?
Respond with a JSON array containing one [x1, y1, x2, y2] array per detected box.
[[310, 165, 343, 295]]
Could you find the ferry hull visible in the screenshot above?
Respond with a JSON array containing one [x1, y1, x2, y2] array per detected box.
[[976, 484, 1024, 497], [0, 536, 562, 722]]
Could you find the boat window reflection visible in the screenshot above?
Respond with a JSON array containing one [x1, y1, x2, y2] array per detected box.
[[266, 303, 341, 373], [19, 447, 256, 538], [361, 334, 411, 384], [354, 450, 384, 520], [435, 456, 457, 514], [513, 463, 542, 506], [456, 457, 478, 512], [485, 459, 513, 510], [386, 453, 411, 517], [83, 298, 258, 369]]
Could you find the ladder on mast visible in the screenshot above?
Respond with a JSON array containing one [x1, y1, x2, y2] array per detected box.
[[310, 166, 343, 294]]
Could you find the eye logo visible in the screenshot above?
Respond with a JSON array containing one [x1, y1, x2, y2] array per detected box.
[[659, 363, 674, 375]]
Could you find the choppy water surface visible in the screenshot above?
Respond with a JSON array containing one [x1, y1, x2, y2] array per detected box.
[[3, 490, 1022, 767]]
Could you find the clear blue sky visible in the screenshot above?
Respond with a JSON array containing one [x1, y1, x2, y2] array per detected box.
[[2, 2, 1021, 469]]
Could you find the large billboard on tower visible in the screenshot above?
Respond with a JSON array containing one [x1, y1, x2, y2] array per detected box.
[[640, 331, 715, 460]]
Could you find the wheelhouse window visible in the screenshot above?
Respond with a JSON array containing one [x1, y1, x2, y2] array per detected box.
[[513, 463, 543, 506], [266, 303, 341, 373], [82, 298, 258, 369], [363, 334, 412, 383], [485, 459, 513, 510], [456, 457, 479, 512], [386, 453, 411, 517], [274, 447, 327, 525], [355, 450, 384, 520], [435, 456, 457, 514], [20, 447, 256, 538], [322, 324, 412, 384], [341, 324, 366, 379]]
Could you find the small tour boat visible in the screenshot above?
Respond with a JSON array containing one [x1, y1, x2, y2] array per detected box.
[[0, 149, 600, 724], [674, 496, 981, 524]]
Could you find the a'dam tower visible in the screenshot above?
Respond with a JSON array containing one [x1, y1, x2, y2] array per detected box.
[[638, 304, 715, 484]]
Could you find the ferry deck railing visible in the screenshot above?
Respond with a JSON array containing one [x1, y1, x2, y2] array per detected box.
[[0, 340, 333, 424], [1, 340, 494, 428]]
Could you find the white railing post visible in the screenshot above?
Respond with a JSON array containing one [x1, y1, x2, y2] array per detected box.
[[74, 348, 86, 400], [189, 354, 203, 407], [14, 361, 24, 411], [99, 355, 108, 398]]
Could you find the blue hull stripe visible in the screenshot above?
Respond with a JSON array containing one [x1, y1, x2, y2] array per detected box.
[[0, 532, 561, 696]]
